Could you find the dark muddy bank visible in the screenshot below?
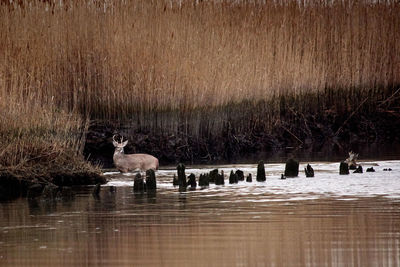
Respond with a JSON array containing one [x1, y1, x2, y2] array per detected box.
[[0, 169, 106, 201], [85, 99, 400, 168]]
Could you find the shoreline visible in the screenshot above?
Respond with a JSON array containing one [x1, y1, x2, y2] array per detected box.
[[84, 105, 400, 168], [0, 168, 106, 201]]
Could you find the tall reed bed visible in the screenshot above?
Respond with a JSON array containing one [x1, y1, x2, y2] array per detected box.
[[0, 95, 94, 172], [0, 0, 399, 149]]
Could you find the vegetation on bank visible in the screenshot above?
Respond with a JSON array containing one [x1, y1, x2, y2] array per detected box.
[[0, 97, 103, 199], [0, 0, 399, 177]]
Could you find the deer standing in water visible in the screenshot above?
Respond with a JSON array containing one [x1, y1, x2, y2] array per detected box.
[[112, 135, 159, 173], [345, 151, 358, 170]]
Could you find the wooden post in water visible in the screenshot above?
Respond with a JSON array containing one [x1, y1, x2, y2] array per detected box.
[[209, 169, 218, 183], [256, 161, 266, 182], [304, 164, 314, 177], [215, 171, 225, 185], [235, 170, 244, 181], [285, 158, 299, 177], [339, 161, 349, 175], [246, 173, 252, 182], [229, 170, 238, 184], [187, 173, 196, 189], [133, 173, 145, 193], [177, 163, 187, 189], [172, 174, 179, 186], [353, 165, 363, 173], [199, 174, 210, 187], [146, 169, 157, 191]]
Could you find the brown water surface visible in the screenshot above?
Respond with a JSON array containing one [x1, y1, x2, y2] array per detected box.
[[1, 162, 400, 266]]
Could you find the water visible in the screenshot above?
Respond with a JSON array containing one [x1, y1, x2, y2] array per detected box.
[[1, 160, 400, 266]]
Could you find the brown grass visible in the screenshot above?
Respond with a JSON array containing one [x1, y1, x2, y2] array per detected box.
[[0, 95, 97, 175], [0, 0, 399, 168], [1, 0, 399, 115]]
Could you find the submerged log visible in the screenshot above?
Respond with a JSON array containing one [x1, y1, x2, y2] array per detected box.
[[187, 173, 196, 189], [229, 170, 238, 184], [339, 161, 349, 175], [284, 158, 299, 177], [133, 173, 145, 193], [304, 164, 314, 177], [256, 161, 266, 182], [353, 165, 363, 173], [366, 167, 375, 172], [177, 163, 187, 188], [146, 169, 157, 191], [235, 170, 244, 181], [199, 174, 209, 187], [246, 173, 252, 182]]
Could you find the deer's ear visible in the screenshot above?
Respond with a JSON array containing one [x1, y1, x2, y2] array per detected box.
[[112, 140, 119, 147], [122, 140, 128, 147]]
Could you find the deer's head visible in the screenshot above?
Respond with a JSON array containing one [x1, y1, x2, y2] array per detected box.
[[112, 135, 128, 154]]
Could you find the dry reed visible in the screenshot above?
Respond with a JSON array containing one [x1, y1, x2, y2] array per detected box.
[[1, 0, 399, 115], [0, 0, 399, 167]]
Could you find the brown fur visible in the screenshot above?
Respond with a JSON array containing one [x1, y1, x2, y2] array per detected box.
[[112, 136, 159, 173]]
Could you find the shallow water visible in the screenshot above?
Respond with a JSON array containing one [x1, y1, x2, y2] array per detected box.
[[1, 161, 400, 266]]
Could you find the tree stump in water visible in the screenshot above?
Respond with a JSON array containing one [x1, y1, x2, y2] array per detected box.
[[209, 169, 218, 183], [177, 163, 187, 189], [246, 173, 252, 182], [353, 165, 363, 173], [304, 164, 314, 177], [133, 173, 145, 193], [172, 174, 179, 186], [349, 164, 357, 170], [284, 158, 299, 177], [215, 171, 225, 185], [235, 170, 244, 181], [229, 170, 238, 184], [366, 167, 375, 172], [256, 161, 266, 182], [199, 174, 209, 187], [339, 161, 349, 175], [146, 169, 157, 191], [187, 173, 196, 189]]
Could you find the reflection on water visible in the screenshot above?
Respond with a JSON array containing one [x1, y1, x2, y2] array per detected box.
[[1, 161, 400, 266]]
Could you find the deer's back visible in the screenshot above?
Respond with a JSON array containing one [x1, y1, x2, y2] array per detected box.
[[114, 153, 159, 172]]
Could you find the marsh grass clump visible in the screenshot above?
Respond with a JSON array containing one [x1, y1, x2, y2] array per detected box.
[[0, 97, 104, 199]]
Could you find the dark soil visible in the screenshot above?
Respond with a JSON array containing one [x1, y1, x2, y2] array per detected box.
[[0, 169, 106, 201]]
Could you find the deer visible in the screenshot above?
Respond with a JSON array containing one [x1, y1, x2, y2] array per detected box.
[[345, 151, 358, 170], [112, 135, 159, 173]]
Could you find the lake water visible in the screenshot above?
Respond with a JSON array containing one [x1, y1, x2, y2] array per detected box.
[[1, 161, 400, 266]]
